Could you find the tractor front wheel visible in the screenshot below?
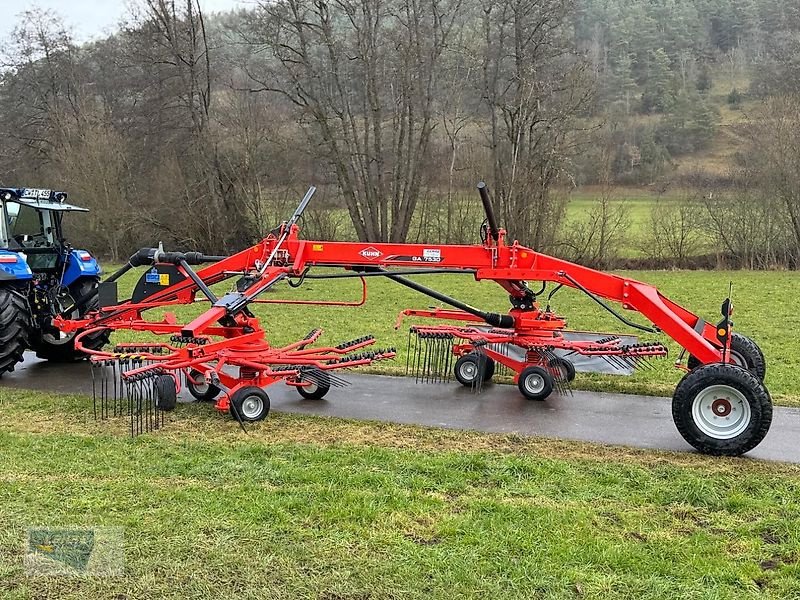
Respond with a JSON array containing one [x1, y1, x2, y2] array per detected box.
[[0, 285, 31, 375], [672, 363, 772, 456], [688, 333, 766, 381], [34, 278, 110, 362]]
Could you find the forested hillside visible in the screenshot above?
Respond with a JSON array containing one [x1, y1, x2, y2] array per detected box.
[[0, 0, 798, 267], [573, 0, 800, 184]]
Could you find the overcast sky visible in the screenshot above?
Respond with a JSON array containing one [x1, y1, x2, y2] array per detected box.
[[0, 0, 252, 42]]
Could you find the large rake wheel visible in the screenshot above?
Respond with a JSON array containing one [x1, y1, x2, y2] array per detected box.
[[672, 363, 772, 456], [687, 333, 766, 381]]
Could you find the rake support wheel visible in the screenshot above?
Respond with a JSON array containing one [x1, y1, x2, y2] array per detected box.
[[297, 369, 331, 400], [454, 353, 493, 386], [186, 369, 221, 402], [517, 365, 554, 401], [548, 356, 576, 382], [230, 386, 270, 422], [672, 363, 772, 456], [154, 374, 177, 412]]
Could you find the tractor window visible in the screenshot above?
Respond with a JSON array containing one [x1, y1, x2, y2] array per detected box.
[[6, 203, 54, 248]]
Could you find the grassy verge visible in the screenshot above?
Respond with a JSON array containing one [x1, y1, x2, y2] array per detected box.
[[1, 387, 799, 599], [109, 267, 800, 405]]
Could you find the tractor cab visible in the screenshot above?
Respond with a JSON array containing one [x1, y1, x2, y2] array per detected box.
[[0, 187, 106, 369], [0, 188, 98, 282]]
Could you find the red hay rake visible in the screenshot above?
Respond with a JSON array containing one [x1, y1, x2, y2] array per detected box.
[[57, 184, 772, 455]]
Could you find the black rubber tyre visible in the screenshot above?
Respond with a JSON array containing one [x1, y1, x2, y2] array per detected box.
[[482, 357, 496, 382], [548, 356, 576, 382], [672, 363, 772, 456], [517, 365, 554, 401], [34, 277, 110, 362], [454, 353, 491, 387], [687, 333, 766, 381], [154, 374, 177, 412], [297, 369, 331, 400], [229, 386, 270, 422], [0, 285, 31, 375], [186, 369, 222, 402]]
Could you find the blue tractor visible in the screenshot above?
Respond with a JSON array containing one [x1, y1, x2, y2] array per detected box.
[[0, 187, 109, 374]]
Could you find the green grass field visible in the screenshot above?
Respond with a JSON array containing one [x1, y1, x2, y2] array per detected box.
[[108, 266, 800, 405], [1, 388, 800, 599], [1, 264, 798, 598]]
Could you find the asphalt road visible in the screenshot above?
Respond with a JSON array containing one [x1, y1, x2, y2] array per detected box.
[[4, 353, 800, 463]]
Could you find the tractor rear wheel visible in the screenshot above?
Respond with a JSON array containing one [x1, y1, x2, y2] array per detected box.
[[687, 333, 766, 381], [34, 278, 110, 362], [0, 285, 31, 375], [672, 363, 772, 456]]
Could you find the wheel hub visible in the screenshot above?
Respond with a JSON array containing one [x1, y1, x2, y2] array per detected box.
[[691, 384, 751, 440], [460, 361, 478, 381], [241, 396, 263, 419], [711, 398, 732, 417], [192, 374, 209, 395], [524, 373, 545, 394]]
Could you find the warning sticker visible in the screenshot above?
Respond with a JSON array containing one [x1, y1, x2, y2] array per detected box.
[[145, 268, 160, 284]]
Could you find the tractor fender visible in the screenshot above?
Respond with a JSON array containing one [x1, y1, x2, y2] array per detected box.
[[62, 250, 101, 287], [0, 251, 33, 281]]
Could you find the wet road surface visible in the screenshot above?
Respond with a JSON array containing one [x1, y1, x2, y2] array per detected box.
[[4, 353, 800, 463]]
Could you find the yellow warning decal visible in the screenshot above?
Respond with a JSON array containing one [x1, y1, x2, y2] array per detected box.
[[159, 274, 170, 286], [312, 244, 324, 252]]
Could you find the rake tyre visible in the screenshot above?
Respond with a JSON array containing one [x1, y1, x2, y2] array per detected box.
[[297, 369, 331, 400], [518, 365, 554, 401], [482, 357, 496, 382], [687, 333, 766, 381], [230, 387, 270, 422], [186, 369, 222, 402], [548, 356, 576, 382], [154, 374, 177, 412], [454, 353, 492, 386], [672, 363, 772, 456], [0, 285, 31, 375], [34, 278, 110, 362]]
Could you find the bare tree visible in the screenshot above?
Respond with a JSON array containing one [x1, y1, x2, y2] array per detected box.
[[241, 0, 465, 242], [479, 0, 593, 248]]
